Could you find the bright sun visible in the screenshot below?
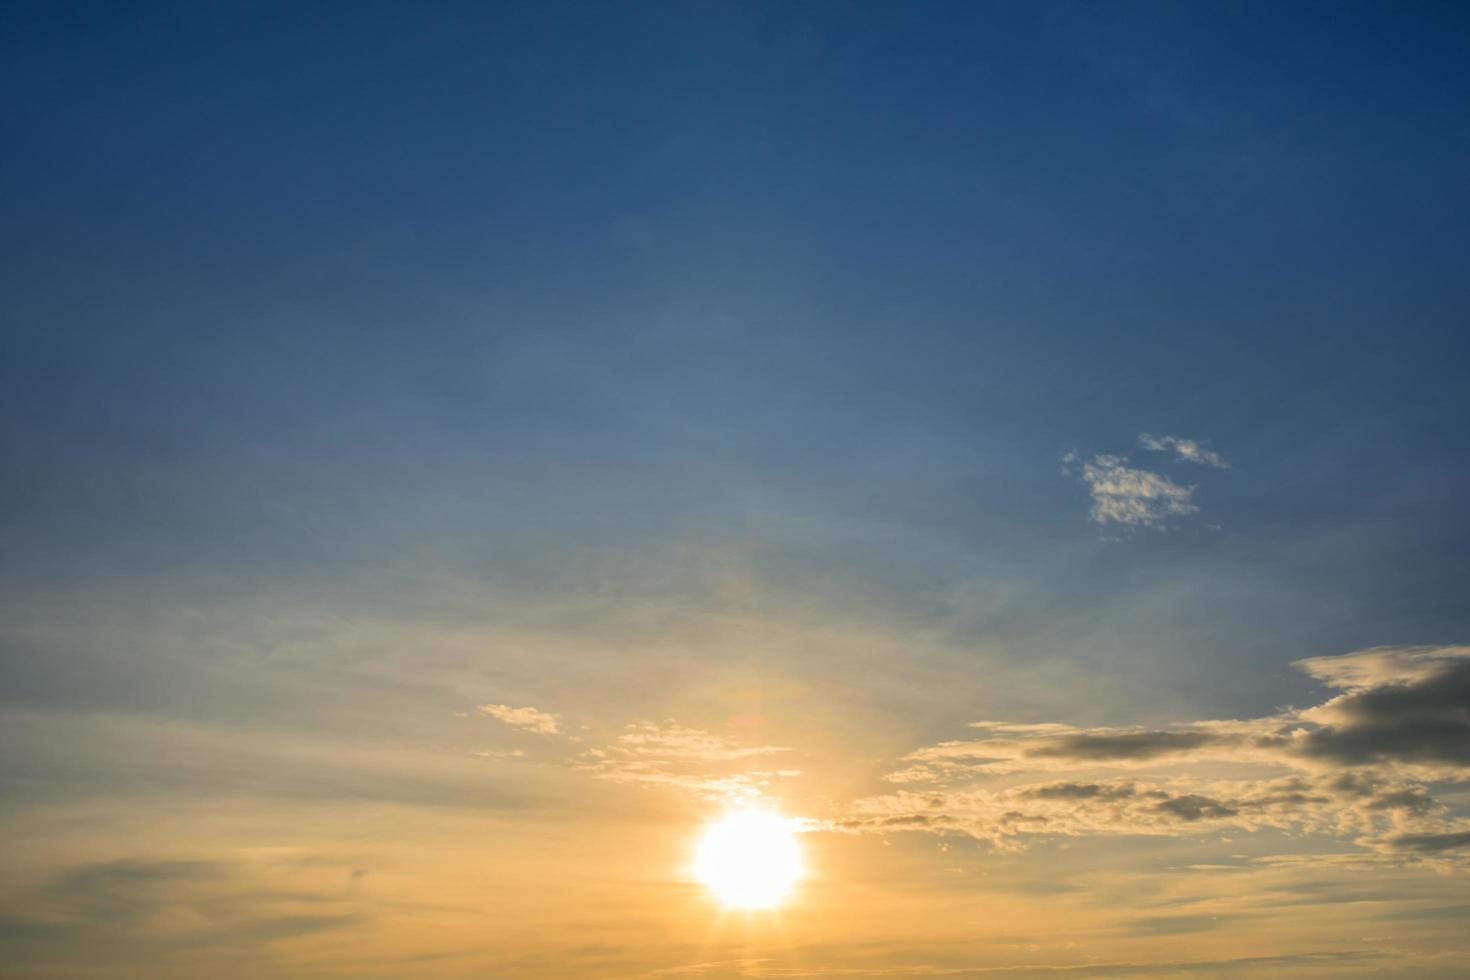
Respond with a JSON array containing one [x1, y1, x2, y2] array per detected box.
[[693, 809, 805, 909]]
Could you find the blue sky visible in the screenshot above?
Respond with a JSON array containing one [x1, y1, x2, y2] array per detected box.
[[2, 3, 1470, 977]]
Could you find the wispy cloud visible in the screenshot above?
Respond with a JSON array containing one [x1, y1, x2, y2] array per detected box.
[[841, 645, 1470, 858], [477, 703, 561, 735], [466, 708, 802, 803], [575, 721, 797, 802], [612, 721, 793, 761], [1138, 433, 1230, 469]]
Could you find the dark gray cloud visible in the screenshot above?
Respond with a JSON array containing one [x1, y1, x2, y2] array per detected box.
[[1123, 912, 1234, 935], [1291, 657, 1470, 768], [1379, 831, 1470, 854], [901, 647, 1470, 776], [1023, 782, 1136, 801], [1026, 731, 1222, 762], [1295, 718, 1470, 767], [1152, 794, 1238, 822]]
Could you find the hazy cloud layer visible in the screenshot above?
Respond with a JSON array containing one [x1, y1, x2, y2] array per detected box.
[[0, 856, 368, 968], [653, 950, 1384, 978], [843, 646, 1470, 857]]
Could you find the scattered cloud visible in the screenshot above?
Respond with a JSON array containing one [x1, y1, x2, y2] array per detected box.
[[1063, 432, 1228, 529], [1063, 453, 1198, 529], [1138, 433, 1229, 469], [840, 645, 1470, 858], [477, 703, 561, 735]]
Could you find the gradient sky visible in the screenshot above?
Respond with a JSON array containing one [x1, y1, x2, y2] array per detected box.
[[3, 3, 1470, 978]]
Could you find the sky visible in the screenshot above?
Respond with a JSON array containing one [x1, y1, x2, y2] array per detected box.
[[2, 2, 1470, 977]]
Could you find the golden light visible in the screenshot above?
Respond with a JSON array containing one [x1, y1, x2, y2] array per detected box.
[[693, 808, 805, 909]]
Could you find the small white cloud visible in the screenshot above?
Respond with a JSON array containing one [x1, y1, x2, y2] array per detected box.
[[1138, 433, 1229, 469], [476, 703, 560, 735], [1076, 454, 1198, 528]]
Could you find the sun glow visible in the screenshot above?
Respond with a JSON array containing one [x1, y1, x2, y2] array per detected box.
[[693, 809, 805, 909]]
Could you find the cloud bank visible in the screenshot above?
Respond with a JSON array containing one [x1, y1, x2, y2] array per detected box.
[[840, 646, 1470, 858]]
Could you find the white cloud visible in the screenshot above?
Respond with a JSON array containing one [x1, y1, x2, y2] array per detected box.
[[1066, 453, 1199, 528], [1138, 433, 1230, 469], [1294, 644, 1470, 692], [476, 703, 561, 735]]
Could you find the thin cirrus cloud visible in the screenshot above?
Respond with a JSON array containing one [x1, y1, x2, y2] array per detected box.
[[839, 645, 1470, 860], [476, 703, 561, 735], [574, 721, 799, 802], [470, 707, 802, 802]]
